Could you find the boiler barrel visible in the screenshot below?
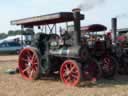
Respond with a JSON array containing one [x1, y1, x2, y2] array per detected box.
[[49, 46, 80, 57]]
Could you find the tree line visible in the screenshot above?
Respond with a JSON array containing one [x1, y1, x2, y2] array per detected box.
[[0, 29, 35, 40]]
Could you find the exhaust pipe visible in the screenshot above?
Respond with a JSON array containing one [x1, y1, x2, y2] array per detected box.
[[72, 8, 81, 46], [112, 18, 117, 45]]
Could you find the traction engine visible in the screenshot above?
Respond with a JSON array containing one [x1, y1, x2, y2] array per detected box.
[[10, 9, 117, 86]]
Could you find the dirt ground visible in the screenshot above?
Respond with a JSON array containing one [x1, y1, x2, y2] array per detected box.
[[0, 55, 18, 62], [1, 55, 128, 96]]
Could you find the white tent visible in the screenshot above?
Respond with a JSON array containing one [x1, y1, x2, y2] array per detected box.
[[0, 35, 32, 44], [4, 35, 25, 41]]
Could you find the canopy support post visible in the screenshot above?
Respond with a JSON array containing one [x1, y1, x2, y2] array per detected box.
[[45, 25, 47, 34], [47, 24, 56, 34], [55, 23, 57, 34]]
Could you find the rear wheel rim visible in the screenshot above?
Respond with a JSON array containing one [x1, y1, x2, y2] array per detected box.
[[19, 48, 39, 80], [60, 60, 81, 86]]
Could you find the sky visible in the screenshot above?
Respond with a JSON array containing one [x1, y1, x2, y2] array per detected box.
[[0, 0, 128, 33]]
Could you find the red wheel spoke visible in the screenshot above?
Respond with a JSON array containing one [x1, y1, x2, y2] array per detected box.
[[33, 63, 38, 65], [101, 56, 117, 78], [63, 73, 67, 78], [22, 66, 30, 73], [29, 70, 34, 78], [27, 56, 31, 62], [71, 70, 77, 74], [103, 57, 113, 72], [27, 51, 31, 56], [65, 64, 70, 71], [69, 63, 73, 69], [31, 54, 36, 64], [66, 76, 71, 82], [24, 63, 28, 67], [70, 66, 75, 73], [72, 75, 77, 79], [104, 58, 110, 65], [33, 65, 38, 71], [21, 58, 28, 62]]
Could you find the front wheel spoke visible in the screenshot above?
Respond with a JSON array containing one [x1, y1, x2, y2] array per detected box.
[[22, 66, 30, 73], [29, 70, 34, 78]]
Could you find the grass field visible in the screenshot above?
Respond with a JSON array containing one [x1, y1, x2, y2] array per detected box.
[[0, 55, 128, 96]]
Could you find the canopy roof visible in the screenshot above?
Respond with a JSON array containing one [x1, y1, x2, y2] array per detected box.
[[11, 12, 84, 27], [81, 24, 107, 32]]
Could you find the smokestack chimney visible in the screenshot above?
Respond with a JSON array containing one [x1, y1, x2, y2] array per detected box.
[[112, 18, 117, 45], [72, 8, 81, 46]]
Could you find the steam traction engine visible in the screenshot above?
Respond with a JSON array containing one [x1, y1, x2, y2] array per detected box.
[[81, 24, 118, 78], [11, 9, 117, 86]]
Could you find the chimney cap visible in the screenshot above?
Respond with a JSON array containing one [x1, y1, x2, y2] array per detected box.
[[112, 17, 117, 19], [72, 8, 81, 12]]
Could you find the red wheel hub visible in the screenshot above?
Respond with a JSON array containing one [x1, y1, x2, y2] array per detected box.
[[18, 48, 40, 80], [60, 60, 81, 86]]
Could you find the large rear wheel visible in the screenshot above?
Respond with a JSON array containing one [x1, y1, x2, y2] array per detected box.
[[60, 60, 82, 87], [18, 47, 41, 80]]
